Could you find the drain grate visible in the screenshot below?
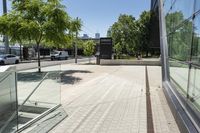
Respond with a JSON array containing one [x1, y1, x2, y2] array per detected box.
[[145, 66, 154, 133]]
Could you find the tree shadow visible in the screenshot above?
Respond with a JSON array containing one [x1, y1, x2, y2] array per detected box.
[[60, 70, 92, 85], [17, 72, 48, 82], [17, 70, 92, 85]]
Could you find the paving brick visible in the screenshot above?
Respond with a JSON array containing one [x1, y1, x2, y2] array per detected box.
[[49, 65, 179, 133]]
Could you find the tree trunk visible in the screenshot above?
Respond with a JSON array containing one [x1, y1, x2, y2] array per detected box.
[[3, 0, 9, 54], [75, 31, 78, 64], [20, 44, 22, 61], [89, 57, 91, 63], [75, 42, 77, 63], [146, 50, 148, 57], [37, 43, 41, 72]]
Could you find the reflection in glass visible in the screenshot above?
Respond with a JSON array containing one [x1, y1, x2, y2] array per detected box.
[[164, 0, 200, 119], [163, 0, 173, 14], [194, 0, 200, 13], [188, 66, 200, 111], [169, 20, 193, 61], [168, 34, 173, 57], [169, 59, 189, 97], [165, 12, 175, 35], [173, 0, 194, 20], [192, 14, 200, 64]]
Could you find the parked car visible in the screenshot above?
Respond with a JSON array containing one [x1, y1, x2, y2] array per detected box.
[[50, 51, 69, 60], [0, 54, 19, 65]]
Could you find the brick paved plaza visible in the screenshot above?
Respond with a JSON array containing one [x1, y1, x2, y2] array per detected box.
[[49, 64, 180, 133]]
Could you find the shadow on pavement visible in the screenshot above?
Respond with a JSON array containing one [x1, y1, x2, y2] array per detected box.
[[17, 72, 48, 82], [61, 70, 92, 85], [17, 70, 92, 85]]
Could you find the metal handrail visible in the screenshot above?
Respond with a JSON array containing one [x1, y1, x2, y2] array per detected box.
[[0, 72, 49, 133]]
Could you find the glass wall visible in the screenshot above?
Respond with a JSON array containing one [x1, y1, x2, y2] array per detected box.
[[163, 0, 200, 112], [0, 67, 18, 133], [0, 64, 61, 132], [17, 65, 61, 129]]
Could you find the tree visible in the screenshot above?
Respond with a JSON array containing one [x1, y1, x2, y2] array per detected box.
[[113, 42, 122, 59], [2, 0, 9, 54], [108, 14, 138, 56], [107, 11, 155, 58], [8, 12, 27, 61], [166, 11, 193, 61], [69, 17, 82, 63], [137, 11, 151, 57], [0, 0, 71, 72], [83, 40, 95, 63], [0, 12, 23, 59]]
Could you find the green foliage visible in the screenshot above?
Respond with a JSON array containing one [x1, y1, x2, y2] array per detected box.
[[70, 18, 82, 35], [83, 40, 95, 56], [165, 11, 184, 35], [136, 11, 151, 56], [0, 0, 82, 71], [108, 11, 152, 57], [166, 12, 193, 61], [113, 42, 122, 59], [69, 17, 82, 52], [108, 14, 137, 55], [77, 39, 84, 49], [0, 15, 9, 35], [0, 0, 72, 46]]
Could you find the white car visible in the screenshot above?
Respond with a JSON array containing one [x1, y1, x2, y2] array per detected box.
[[51, 51, 69, 60], [0, 54, 20, 65]]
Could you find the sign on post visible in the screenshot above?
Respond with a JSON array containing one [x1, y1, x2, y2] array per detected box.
[[100, 38, 112, 59]]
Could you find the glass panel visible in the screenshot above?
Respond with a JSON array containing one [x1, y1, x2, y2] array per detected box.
[[0, 68, 18, 133], [169, 20, 193, 61], [191, 13, 200, 64], [164, 1, 194, 36], [168, 34, 173, 57], [163, 0, 173, 14], [165, 11, 174, 35], [164, 0, 175, 35], [188, 65, 200, 111], [194, 0, 200, 13], [17, 65, 61, 128], [169, 59, 189, 97], [173, 0, 194, 20]]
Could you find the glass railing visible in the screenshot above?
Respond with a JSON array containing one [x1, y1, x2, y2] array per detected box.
[[0, 66, 18, 133], [169, 58, 189, 97], [17, 65, 61, 130], [169, 58, 200, 112], [188, 64, 200, 112], [0, 65, 61, 133]]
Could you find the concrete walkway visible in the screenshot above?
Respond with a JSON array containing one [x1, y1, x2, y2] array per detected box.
[[50, 64, 179, 133]]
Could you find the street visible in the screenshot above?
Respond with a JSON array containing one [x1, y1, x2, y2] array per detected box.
[[4, 57, 95, 71]]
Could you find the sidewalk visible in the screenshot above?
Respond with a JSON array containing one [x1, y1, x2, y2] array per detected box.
[[49, 64, 179, 133]]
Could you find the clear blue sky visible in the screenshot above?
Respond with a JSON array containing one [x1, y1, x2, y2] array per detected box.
[[0, 0, 150, 37]]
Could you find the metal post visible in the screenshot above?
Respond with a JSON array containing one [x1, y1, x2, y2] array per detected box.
[[158, 0, 170, 82], [75, 37, 77, 64], [75, 17, 78, 64], [3, 0, 9, 54]]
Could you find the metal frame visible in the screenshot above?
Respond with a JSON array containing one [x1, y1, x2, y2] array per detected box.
[[17, 104, 61, 133], [159, 0, 200, 132]]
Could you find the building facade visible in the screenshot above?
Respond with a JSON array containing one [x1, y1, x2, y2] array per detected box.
[[152, 0, 200, 132], [95, 33, 100, 39]]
